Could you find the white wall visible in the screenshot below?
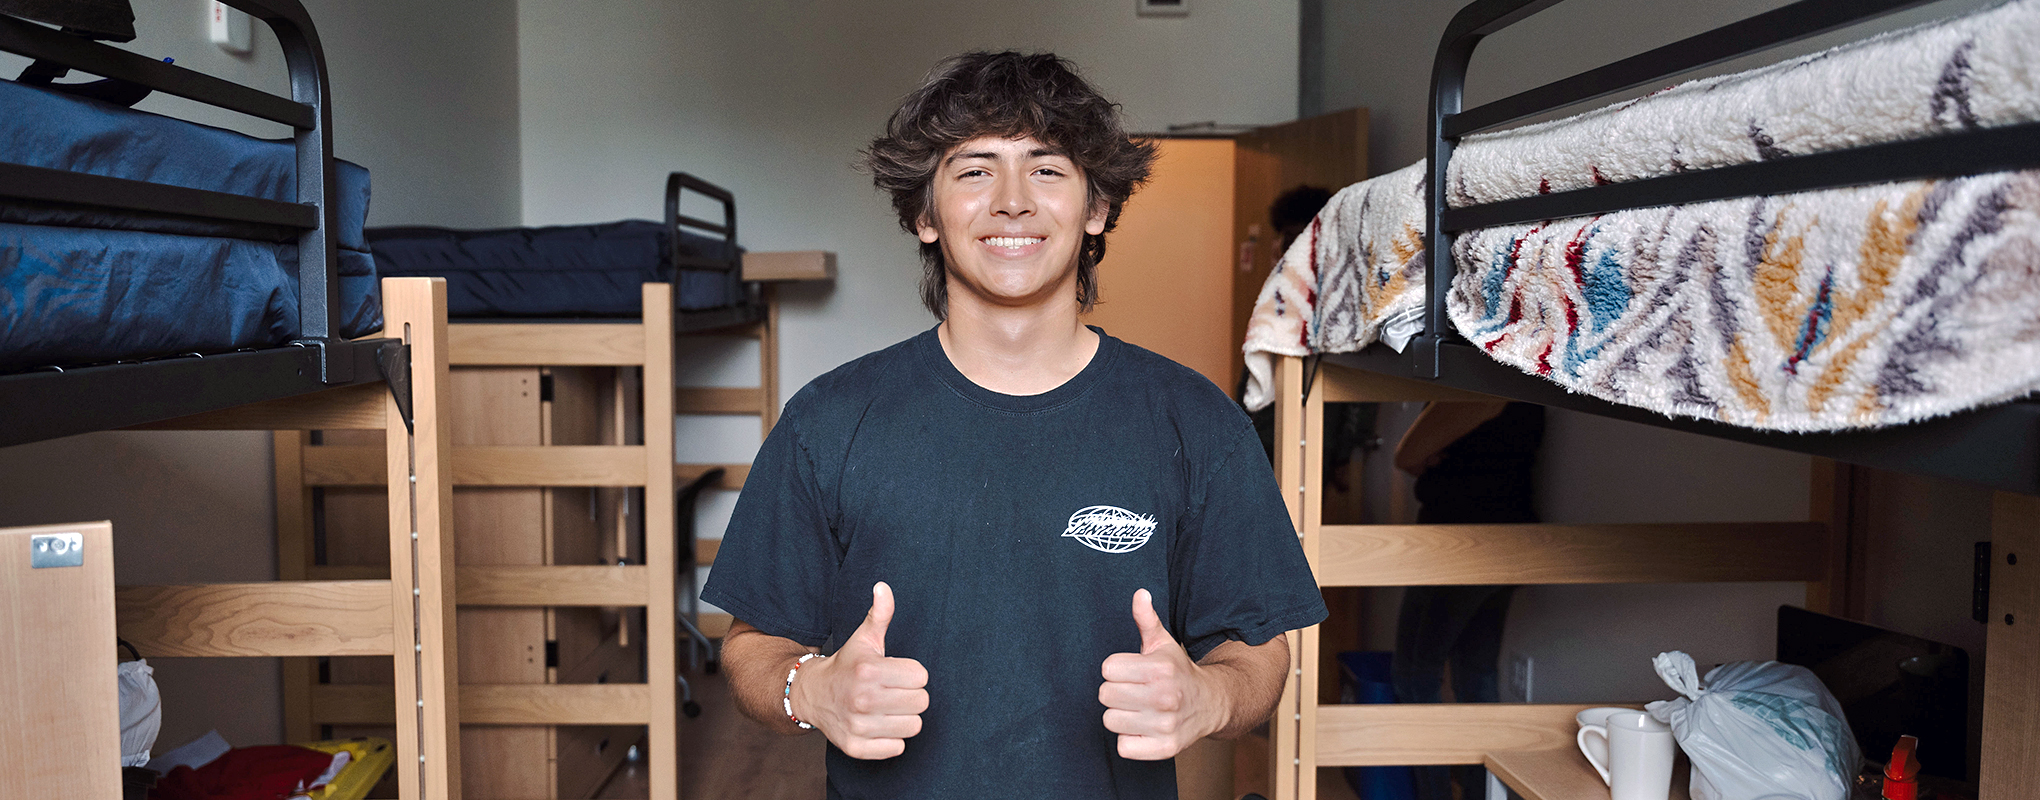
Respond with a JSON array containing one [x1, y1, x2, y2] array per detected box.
[[1319, 0, 2002, 709], [514, 0, 1302, 578], [0, 0, 523, 751]]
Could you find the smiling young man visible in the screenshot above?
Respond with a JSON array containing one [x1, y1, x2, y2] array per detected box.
[[701, 52, 1326, 799]]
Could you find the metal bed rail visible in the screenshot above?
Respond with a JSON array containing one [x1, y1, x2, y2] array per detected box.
[[664, 171, 765, 332], [0, 0, 406, 445]]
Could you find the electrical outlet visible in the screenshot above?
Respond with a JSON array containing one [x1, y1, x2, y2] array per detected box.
[[1505, 653, 1534, 702]]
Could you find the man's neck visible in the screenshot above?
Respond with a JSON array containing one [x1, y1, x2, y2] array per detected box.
[[937, 300, 1100, 396]]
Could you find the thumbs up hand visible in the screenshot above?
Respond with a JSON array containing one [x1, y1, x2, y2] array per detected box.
[[1099, 588, 1224, 760], [789, 582, 930, 759]]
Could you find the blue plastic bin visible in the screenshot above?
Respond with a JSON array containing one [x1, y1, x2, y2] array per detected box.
[[1336, 651, 1416, 800]]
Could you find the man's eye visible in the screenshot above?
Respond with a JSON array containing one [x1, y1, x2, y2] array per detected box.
[[959, 168, 989, 178], [1035, 168, 1065, 177]]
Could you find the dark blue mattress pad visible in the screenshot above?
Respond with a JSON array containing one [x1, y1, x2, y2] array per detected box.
[[366, 220, 745, 317], [0, 78, 381, 373]]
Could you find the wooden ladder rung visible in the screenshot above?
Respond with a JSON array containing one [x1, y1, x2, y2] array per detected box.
[[449, 324, 648, 366], [310, 684, 653, 726], [676, 462, 748, 490], [303, 445, 647, 487], [457, 565, 648, 606], [675, 386, 765, 415], [115, 580, 395, 657], [1315, 703, 1617, 766], [1316, 522, 1828, 586]]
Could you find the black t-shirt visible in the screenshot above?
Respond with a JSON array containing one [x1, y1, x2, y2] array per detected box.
[[702, 326, 1326, 800]]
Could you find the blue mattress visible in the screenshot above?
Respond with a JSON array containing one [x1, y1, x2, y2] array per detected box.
[[367, 221, 745, 317], [0, 78, 380, 374]]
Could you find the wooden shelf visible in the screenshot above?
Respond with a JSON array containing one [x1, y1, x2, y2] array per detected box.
[[1485, 746, 1690, 800]]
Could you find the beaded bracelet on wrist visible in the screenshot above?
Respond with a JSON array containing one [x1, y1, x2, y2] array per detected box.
[[783, 652, 824, 730]]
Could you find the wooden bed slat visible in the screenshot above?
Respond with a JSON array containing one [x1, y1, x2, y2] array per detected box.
[[1315, 704, 1616, 766], [677, 462, 749, 490], [309, 684, 653, 726], [449, 324, 646, 366], [114, 580, 394, 657], [130, 383, 386, 431], [676, 386, 765, 415], [1316, 521, 1827, 586], [303, 444, 647, 487], [457, 565, 648, 606], [464, 684, 652, 725]]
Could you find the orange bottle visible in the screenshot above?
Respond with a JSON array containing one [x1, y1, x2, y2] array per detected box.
[[1882, 735, 1920, 800]]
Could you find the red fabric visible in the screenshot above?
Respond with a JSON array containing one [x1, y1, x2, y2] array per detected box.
[[150, 745, 335, 800]]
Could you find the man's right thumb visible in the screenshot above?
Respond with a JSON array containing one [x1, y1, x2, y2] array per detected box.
[[856, 581, 894, 655]]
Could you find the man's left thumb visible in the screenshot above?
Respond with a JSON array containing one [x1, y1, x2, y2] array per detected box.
[[1132, 588, 1171, 655]]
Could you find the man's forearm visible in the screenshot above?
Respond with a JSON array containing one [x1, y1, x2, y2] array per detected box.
[[1194, 633, 1291, 740], [722, 619, 818, 736]]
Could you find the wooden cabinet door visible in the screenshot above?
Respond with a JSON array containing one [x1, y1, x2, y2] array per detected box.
[[0, 521, 120, 798]]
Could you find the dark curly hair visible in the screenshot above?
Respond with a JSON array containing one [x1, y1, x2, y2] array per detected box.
[[864, 51, 1157, 319]]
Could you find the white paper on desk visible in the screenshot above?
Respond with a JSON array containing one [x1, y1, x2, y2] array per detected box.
[[145, 729, 230, 774], [1380, 305, 1425, 353]]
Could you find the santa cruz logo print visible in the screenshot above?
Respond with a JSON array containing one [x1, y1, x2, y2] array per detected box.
[[1062, 505, 1158, 554]]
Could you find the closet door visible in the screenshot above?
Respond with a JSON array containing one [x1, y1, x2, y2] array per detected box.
[[1087, 136, 1238, 389], [0, 521, 120, 797]]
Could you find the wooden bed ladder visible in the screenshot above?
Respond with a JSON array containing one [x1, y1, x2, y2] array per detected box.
[[279, 283, 681, 799], [107, 278, 462, 799], [1264, 355, 1848, 800]]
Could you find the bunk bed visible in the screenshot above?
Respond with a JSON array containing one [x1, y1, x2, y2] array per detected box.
[[0, 1, 459, 797], [1247, 0, 2040, 798], [368, 172, 764, 333], [272, 175, 827, 799]]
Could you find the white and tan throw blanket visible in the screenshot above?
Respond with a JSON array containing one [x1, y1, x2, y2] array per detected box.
[[1451, 170, 2040, 431], [1242, 0, 2040, 430]]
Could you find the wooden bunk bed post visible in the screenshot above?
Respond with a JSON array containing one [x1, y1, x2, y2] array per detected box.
[[1983, 491, 2040, 799], [383, 277, 461, 800], [1269, 355, 1309, 800], [644, 283, 683, 800], [0, 522, 120, 798], [274, 431, 320, 745]]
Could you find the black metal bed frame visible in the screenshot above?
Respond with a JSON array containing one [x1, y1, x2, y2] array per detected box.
[[0, 0, 407, 448], [1320, 0, 2040, 495], [665, 170, 765, 333]]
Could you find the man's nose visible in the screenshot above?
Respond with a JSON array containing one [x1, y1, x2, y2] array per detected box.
[[991, 174, 1034, 217]]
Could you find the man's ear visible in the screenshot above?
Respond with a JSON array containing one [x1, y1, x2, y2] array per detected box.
[[917, 214, 940, 244], [1085, 197, 1109, 236]]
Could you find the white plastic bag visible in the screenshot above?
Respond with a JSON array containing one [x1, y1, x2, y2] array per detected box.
[[118, 659, 162, 768], [1645, 651, 1860, 800]]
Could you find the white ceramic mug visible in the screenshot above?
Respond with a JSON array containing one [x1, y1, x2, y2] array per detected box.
[[1577, 710, 1675, 800], [1574, 706, 1634, 767]]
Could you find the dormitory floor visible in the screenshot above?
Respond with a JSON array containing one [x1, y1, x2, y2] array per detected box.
[[596, 670, 827, 800], [593, 672, 1363, 800]]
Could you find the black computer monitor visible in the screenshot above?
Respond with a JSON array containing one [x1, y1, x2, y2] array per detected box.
[[1776, 605, 1969, 780]]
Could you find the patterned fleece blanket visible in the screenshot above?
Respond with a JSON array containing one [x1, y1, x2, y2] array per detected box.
[[1242, 0, 2040, 431]]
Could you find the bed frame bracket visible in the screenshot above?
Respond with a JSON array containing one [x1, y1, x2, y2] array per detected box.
[[377, 341, 415, 435]]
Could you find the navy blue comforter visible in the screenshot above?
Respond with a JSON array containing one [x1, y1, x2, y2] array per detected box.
[[0, 78, 379, 374], [367, 220, 745, 317]]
